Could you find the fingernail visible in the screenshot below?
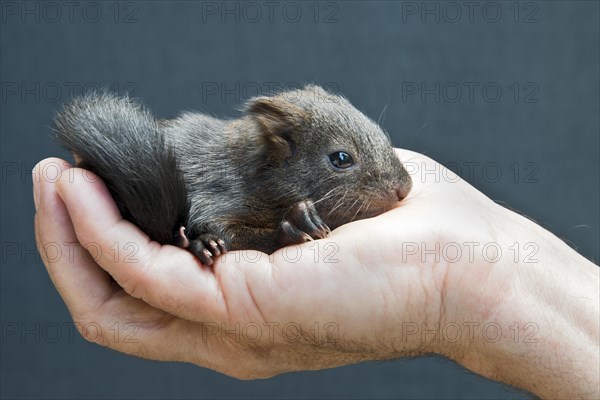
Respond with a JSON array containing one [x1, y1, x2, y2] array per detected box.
[[32, 165, 41, 210]]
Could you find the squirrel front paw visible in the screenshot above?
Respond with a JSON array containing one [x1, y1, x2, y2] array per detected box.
[[189, 234, 227, 266], [176, 227, 227, 266], [278, 200, 331, 247]]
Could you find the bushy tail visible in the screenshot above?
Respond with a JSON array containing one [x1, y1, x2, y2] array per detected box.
[[54, 92, 189, 245]]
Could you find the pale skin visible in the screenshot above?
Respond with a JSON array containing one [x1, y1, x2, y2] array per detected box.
[[33, 149, 599, 399]]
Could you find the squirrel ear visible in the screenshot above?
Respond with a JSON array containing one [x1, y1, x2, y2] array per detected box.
[[246, 96, 307, 162], [246, 96, 306, 135]]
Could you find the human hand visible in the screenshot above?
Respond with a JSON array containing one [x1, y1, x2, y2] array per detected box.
[[34, 149, 598, 398]]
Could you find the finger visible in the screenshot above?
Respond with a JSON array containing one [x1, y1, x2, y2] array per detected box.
[[395, 147, 422, 162], [34, 158, 117, 316], [68, 289, 221, 367], [33, 159, 233, 366], [55, 167, 229, 322]]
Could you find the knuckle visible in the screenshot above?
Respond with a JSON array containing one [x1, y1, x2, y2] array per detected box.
[[224, 367, 274, 380], [72, 317, 108, 346], [120, 274, 148, 300], [118, 251, 160, 301]]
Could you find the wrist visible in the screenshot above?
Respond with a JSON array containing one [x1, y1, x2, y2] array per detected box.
[[454, 209, 599, 398]]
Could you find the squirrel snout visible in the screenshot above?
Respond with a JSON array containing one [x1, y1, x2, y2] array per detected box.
[[395, 181, 412, 201]]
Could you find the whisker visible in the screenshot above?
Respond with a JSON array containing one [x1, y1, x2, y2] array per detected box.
[[377, 99, 390, 126], [326, 188, 349, 219], [351, 198, 365, 221], [313, 186, 338, 205], [346, 196, 362, 216]]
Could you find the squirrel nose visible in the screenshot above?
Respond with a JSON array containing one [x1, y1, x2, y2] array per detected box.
[[395, 181, 412, 201]]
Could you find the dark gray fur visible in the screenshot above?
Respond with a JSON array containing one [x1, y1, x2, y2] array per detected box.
[[54, 85, 412, 262]]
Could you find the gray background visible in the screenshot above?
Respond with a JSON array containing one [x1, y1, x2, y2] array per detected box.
[[1, 0, 598, 399]]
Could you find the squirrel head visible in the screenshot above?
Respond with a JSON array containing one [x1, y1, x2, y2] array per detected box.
[[245, 84, 412, 229]]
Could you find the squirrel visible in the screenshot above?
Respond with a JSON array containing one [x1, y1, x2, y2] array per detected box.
[[54, 85, 412, 265]]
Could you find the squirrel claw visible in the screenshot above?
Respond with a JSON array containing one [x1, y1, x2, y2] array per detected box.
[[176, 226, 190, 248], [184, 233, 227, 266], [278, 200, 330, 247]]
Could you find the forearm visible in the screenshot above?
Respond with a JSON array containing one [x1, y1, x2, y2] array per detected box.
[[461, 211, 600, 399]]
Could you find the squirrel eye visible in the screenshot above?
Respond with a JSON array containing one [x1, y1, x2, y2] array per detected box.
[[328, 151, 354, 169]]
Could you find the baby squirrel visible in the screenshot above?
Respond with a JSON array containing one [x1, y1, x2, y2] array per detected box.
[[55, 85, 412, 265]]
